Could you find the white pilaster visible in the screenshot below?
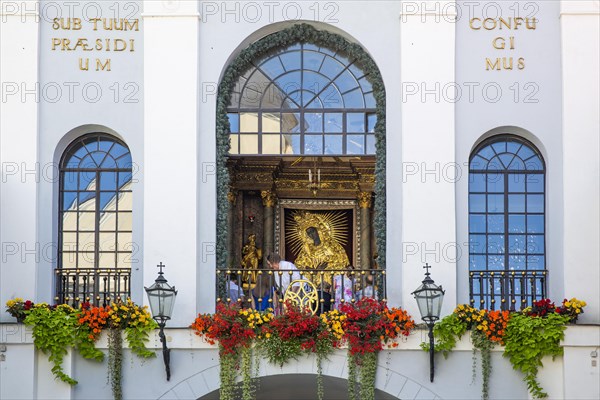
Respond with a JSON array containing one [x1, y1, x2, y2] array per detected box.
[[560, 0, 600, 324], [143, 0, 200, 325], [397, 1, 457, 317], [0, 0, 39, 322]]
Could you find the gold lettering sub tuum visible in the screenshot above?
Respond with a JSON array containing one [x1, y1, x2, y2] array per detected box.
[[52, 18, 140, 32], [89, 18, 140, 32]]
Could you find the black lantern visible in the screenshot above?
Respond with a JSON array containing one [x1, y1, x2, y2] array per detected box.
[[412, 263, 445, 382], [145, 262, 177, 381]]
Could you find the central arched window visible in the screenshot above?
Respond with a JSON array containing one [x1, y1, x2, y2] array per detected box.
[[227, 43, 377, 155]]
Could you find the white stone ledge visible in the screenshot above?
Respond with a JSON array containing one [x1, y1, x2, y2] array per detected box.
[[141, 13, 201, 19], [3, 323, 596, 351], [560, 0, 600, 16], [562, 324, 600, 347]]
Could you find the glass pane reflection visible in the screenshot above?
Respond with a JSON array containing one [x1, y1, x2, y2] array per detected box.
[[59, 134, 133, 275], [228, 43, 377, 155]]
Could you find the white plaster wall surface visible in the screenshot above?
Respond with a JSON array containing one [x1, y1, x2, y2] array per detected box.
[[399, 1, 457, 320], [143, 0, 199, 326], [1, 325, 533, 400], [455, 1, 565, 308], [560, 0, 600, 324], [561, 326, 600, 400], [33, 0, 146, 307], [0, 0, 39, 323]]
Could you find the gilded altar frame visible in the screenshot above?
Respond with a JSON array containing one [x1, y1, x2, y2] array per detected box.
[[275, 199, 360, 268]]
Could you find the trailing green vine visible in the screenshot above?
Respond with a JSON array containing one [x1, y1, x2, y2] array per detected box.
[[503, 313, 569, 399], [422, 299, 585, 400], [241, 346, 255, 400], [347, 353, 358, 400], [24, 304, 82, 385], [471, 330, 493, 400], [420, 313, 467, 357], [107, 328, 123, 400], [215, 24, 387, 293], [14, 298, 157, 396], [359, 352, 378, 400], [219, 347, 239, 400]]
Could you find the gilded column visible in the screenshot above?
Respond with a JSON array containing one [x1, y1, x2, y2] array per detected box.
[[261, 190, 277, 264], [226, 190, 237, 268], [358, 192, 373, 270]]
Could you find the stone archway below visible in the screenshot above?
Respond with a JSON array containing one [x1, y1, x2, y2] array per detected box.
[[197, 374, 400, 400]]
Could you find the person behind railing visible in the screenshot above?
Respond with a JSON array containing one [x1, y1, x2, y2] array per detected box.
[[357, 274, 377, 301], [333, 265, 354, 310], [266, 253, 301, 313], [314, 282, 332, 315], [251, 274, 274, 311], [227, 272, 243, 304]]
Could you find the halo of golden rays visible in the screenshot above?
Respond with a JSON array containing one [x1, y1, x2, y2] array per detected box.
[[285, 210, 349, 258]]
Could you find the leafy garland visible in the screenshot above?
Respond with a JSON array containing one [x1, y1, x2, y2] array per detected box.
[[215, 23, 387, 287], [422, 298, 586, 399], [192, 299, 413, 400], [11, 298, 157, 399]]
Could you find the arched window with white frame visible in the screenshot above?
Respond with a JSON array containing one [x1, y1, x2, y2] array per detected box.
[[56, 133, 133, 306], [468, 135, 546, 310]]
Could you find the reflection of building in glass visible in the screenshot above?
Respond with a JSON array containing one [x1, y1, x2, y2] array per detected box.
[[61, 180, 132, 269], [59, 135, 133, 271], [228, 43, 376, 155]]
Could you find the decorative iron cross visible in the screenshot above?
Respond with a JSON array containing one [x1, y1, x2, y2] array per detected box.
[[157, 262, 166, 274], [423, 263, 432, 275]]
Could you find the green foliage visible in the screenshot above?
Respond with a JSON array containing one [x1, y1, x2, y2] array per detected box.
[[347, 353, 358, 400], [347, 352, 378, 400], [74, 328, 104, 362], [215, 23, 387, 274], [23, 305, 90, 385], [22, 300, 157, 392], [359, 352, 378, 400], [108, 328, 123, 400], [316, 352, 324, 400], [503, 313, 569, 399], [219, 348, 239, 400], [241, 347, 255, 400], [124, 321, 158, 358], [259, 334, 303, 366], [420, 314, 467, 357], [471, 330, 493, 400]]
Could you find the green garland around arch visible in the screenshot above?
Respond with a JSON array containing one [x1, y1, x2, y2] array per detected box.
[[215, 24, 387, 288]]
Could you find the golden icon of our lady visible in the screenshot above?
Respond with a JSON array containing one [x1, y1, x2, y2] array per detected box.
[[241, 233, 261, 283], [286, 211, 350, 281]]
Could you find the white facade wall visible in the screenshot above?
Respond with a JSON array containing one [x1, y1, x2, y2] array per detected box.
[[1, 0, 598, 399]]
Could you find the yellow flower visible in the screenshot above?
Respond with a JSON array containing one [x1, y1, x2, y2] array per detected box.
[[266, 332, 271, 338]]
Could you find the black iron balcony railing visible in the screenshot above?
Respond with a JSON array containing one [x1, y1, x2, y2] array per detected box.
[[469, 270, 548, 311], [216, 268, 386, 314], [55, 268, 131, 307]]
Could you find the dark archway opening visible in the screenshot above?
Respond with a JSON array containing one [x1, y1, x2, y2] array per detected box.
[[197, 374, 400, 400]]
